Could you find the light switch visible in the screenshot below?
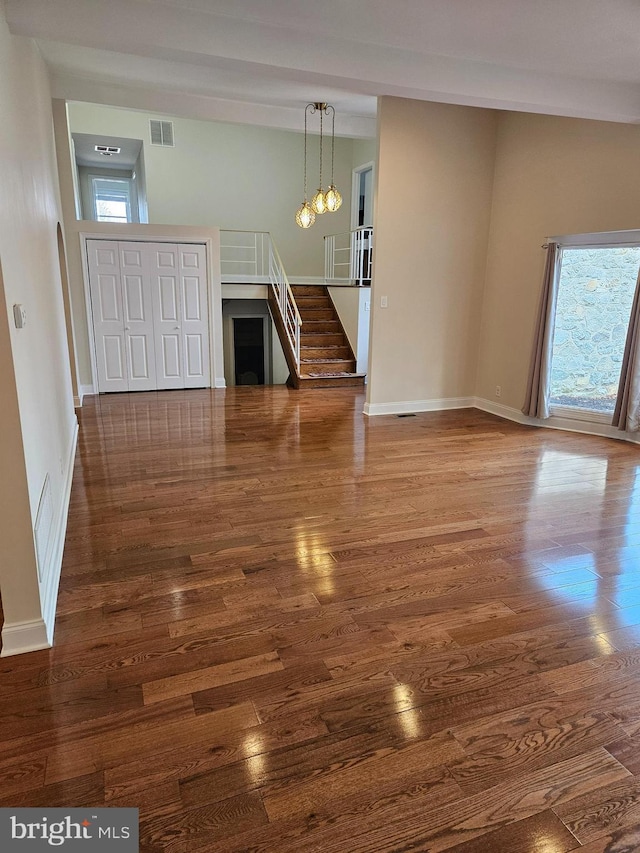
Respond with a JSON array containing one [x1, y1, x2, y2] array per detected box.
[[13, 304, 27, 329], [380, 296, 388, 308]]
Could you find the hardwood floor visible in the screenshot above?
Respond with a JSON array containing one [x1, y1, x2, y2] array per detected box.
[[2, 386, 640, 851]]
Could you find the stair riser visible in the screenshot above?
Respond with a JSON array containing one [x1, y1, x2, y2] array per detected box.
[[300, 333, 345, 346], [291, 285, 327, 297], [301, 321, 341, 332], [301, 346, 351, 359], [301, 362, 356, 376], [295, 297, 331, 308], [298, 375, 365, 388], [298, 309, 335, 321]]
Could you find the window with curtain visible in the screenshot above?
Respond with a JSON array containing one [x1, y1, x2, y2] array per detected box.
[[549, 245, 640, 419]]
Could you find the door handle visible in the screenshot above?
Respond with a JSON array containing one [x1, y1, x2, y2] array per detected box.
[[173, 326, 179, 330], [125, 326, 130, 331]]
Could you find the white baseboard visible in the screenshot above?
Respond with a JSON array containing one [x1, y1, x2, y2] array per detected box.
[[76, 384, 95, 407], [1, 418, 80, 656], [473, 396, 638, 442], [364, 397, 474, 417], [362, 394, 640, 445], [214, 378, 226, 389], [472, 397, 535, 425], [0, 618, 50, 657], [41, 417, 79, 647]]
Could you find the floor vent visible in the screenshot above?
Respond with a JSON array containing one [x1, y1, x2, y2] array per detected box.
[[150, 119, 175, 147], [34, 474, 54, 583]]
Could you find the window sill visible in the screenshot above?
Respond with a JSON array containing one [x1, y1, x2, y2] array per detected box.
[[549, 404, 613, 425]]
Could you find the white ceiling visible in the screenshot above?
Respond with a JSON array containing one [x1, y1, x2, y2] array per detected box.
[[7, 0, 640, 136]]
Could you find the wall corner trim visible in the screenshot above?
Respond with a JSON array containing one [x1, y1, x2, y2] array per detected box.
[[0, 619, 51, 657], [214, 378, 227, 389], [363, 397, 475, 416]]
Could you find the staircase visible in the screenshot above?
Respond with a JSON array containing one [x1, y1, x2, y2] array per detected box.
[[289, 286, 365, 388]]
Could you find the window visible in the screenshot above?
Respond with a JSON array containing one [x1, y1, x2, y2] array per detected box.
[[91, 177, 133, 223], [549, 245, 639, 415]]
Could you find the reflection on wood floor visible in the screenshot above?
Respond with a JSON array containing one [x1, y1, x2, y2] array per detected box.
[[3, 386, 640, 851]]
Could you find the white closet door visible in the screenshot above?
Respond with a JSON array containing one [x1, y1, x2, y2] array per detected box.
[[119, 243, 157, 391], [88, 239, 210, 393], [148, 244, 184, 390], [87, 240, 128, 392], [179, 245, 210, 388]]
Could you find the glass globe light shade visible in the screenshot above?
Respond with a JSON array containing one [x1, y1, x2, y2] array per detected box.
[[295, 201, 316, 229], [324, 185, 343, 212], [311, 188, 327, 215]]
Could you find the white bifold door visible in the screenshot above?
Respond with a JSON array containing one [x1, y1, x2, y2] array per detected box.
[[87, 241, 210, 392]]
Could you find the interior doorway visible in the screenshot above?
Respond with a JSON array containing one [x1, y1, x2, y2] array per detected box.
[[233, 317, 265, 385], [352, 162, 374, 229]]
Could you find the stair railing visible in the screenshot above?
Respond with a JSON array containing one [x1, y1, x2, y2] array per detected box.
[[324, 226, 373, 286], [267, 238, 302, 367], [220, 230, 302, 368]]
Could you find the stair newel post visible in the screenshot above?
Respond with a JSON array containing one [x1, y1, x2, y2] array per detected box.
[[350, 229, 357, 282]]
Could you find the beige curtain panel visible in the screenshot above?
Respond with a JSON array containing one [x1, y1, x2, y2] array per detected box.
[[522, 242, 560, 419], [613, 269, 640, 433]]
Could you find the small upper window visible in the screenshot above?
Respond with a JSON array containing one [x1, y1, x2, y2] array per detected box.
[[91, 178, 132, 223]]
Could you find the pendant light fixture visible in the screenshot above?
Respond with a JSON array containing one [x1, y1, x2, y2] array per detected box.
[[296, 102, 342, 228], [295, 103, 316, 229], [324, 104, 343, 212], [311, 103, 328, 215]]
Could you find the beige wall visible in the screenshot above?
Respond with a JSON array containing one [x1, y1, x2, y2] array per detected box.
[[0, 13, 77, 651], [367, 97, 497, 409], [66, 103, 353, 278], [352, 138, 377, 171], [476, 113, 640, 410]]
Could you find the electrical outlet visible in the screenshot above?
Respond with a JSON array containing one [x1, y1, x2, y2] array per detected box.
[[380, 296, 388, 308], [495, 385, 502, 398]]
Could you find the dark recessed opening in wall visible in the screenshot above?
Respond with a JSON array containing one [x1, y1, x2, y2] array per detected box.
[[233, 317, 265, 385]]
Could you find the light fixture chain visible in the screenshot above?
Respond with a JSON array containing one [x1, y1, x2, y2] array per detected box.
[[329, 105, 336, 184], [319, 106, 323, 189]]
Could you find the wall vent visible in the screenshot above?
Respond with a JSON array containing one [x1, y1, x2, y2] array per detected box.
[[34, 474, 54, 583], [150, 120, 174, 147]]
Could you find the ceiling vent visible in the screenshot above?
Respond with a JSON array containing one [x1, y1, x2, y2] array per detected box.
[[95, 145, 121, 156], [150, 120, 174, 147]]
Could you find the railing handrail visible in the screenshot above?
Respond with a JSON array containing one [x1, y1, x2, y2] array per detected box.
[[267, 238, 302, 328], [324, 226, 373, 286], [220, 229, 302, 369]]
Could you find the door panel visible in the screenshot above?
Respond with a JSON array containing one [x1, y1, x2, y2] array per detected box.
[[179, 245, 210, 388], [161, 335, 181, 378], [149, 244, 183, 389], [159, 276, 179, 322], [185, 334, 204, 378], [123, 275, 146, 322], [102, 336, 126, 382], [96, 275, 121, 322], [120, 242, 157, 391], [128, 335, 152, 380], [183, 276, 202, 321], [87, 240, 128, 392]]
